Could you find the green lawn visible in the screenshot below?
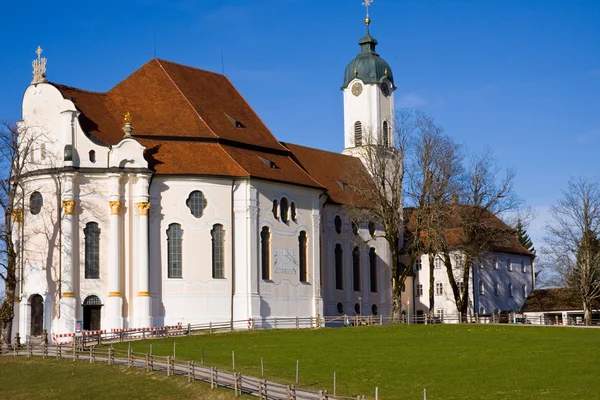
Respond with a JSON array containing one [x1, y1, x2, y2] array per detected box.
[[0, 356, 243, 399], [109, 324, 600, 399]]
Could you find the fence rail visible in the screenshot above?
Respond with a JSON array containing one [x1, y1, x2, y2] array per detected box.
[[39, 313, 600, 347], [0, 343, 365, 400]]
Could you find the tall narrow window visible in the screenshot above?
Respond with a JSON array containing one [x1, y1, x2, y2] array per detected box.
[[167, 224, 183, 278], [211, 224, 225, 279], [261, 227, 271, 280], [354, 121, 362, 146], [414, 259, 422, 271], [352, 246, 360, 291], [382, 121, 389, 147], [417, 284, 423, 296], [280, 197, 289, 223], [335, 244, 343, 290], [84, 222, 100, 279], [479, 280, 485, 295], [369, 247, 377, 292], [291, 202, 297, 222], [494, 282, 500, 296], [457, 281, 464, 295], [507, 259, 512, 271], [30, 191, 43, 215], [521, 261, 526, 273], [522, 284, 528, 298], [434, 257, 442, 269], [508, 283, 514, 297], [89, 150, 96, 163], [298, 231, 307, 282], [40, 144, 46, 160]]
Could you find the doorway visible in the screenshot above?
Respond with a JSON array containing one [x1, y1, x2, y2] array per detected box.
[[82, 295, 102, 331], [30, 294, 44, 336]]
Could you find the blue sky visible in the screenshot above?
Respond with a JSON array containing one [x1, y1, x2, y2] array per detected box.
[[0, 0, 599, 254]]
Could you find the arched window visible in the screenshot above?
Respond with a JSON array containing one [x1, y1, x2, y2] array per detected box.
[[30, 191, 43, 215], [354, 121, 362, 147], [298, 231, 307, 282], [371, 304, 378, 315], [382, 121, 389, 147], [186, 191, 207, 218], [352, 246, 360, 291], [335, 244, 343, 290], [89, 150, 96, 163], [369, 247, 377, 292], [261, 227, 271, 280], [211, 224, 225, 279], [334, 215, 342, 234], [84, 222, 100, 279], [354, 303, 361, 315], [479, 280, 485, 295], [479, 306, 485, 315], [83, 295, 102, 331], [272, 199, 279, 219], [280, 197, 289, 223], [167, 223, 183, 278]]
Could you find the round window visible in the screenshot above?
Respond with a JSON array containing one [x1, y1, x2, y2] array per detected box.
[[30, 191, 43, 215], [371, 304, 378, 315], [354, 303, 361, 315], [336, 302, 344, 314]]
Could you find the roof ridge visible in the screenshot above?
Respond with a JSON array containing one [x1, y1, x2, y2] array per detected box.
[[282, 141, 356, 159], [154, 59, 219, 139], [155, 58, 226, 78], [50, 82, 108, 95]]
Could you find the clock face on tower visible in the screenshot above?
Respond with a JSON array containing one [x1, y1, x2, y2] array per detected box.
[[351, 82, 363, 97], [381, 82, 391, 97]]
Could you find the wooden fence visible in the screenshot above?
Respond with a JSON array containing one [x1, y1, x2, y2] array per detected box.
[[0, 343, 371, 400]]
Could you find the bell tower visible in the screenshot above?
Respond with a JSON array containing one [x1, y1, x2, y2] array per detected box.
[[342, 3, 395, 158]]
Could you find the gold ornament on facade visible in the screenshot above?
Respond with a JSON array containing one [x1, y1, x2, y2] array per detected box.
[[109, 201, 121, 215], [138, 291, 151, 297], [62, 292, 75, 298], [108, 291, 121, 297], [12, 208, 23, 223], [136, 202, 151, 216], [123, 111, 134, 138], [62, 200, 76, 215], [14, 297, 21, 303], [32, 46, 48, 84]]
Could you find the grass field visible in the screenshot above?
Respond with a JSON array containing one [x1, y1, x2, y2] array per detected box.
[[108, 324, 600, 400], [0, 356, 244, 399]]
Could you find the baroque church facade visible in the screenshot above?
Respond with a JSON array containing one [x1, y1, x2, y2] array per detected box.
[[12, 17, 398, 339]]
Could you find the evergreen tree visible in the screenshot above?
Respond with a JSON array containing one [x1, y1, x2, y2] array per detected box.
[[516, 219, 536, 256]]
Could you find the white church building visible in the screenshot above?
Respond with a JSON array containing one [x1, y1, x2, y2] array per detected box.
[[12, 16, 398, 339]]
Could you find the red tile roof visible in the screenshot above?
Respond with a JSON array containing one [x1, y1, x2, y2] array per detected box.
[[283, 142, 372, 206], [51, 58, 324, 189]]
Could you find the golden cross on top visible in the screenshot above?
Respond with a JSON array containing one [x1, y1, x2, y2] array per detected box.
[[31, 45, 47, 84], [362, 0, 373, 17]]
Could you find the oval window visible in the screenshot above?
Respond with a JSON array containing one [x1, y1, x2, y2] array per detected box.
[[334, 215, 342, 234], [89, 150, 96, 163], [371, 304, 378, 315], [30, 191, 43, 215], [336, 302, 344, 315], [186, 191, 207, 218], [354, 303, 361, 315]]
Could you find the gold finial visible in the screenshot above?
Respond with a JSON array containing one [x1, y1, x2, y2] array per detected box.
[[123, 112, 133, 138], [354, 67, 358, 76], [362, 0, 373, 25], [384, 67, 388, 75], [31, 46, 48, 84]]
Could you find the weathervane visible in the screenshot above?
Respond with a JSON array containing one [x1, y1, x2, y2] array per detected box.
[[123, 112, 133, 137], [31, 46, 47, 84], [362, 0, 373, 26]]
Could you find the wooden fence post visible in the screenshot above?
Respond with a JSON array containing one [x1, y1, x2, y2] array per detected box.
[[145, 353, 149, 372], [89, 347, 93, 364], [92, 346, 96, 363], [234, 372, 239, 396], [43, 344, 48, 359], [296, 316, 299, 329], [209, 322, 212, 335], [187, 323, 191, 336], [290, 384, 296, 400], [58, 344, 62, 359], [187, 361, 192, 383], [274, 317, 278, 329], [167, 356, 171, 376]]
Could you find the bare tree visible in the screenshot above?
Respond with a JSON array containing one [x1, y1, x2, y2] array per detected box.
[[343, 110, 412, 317], [544, 176, 600, 325], [0, 121, 37, 344], [444, 150, 521, 321], [404, 112, 463, 319]]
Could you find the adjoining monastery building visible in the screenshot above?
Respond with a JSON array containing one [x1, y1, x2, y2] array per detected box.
[[12, 15, 534, 340]]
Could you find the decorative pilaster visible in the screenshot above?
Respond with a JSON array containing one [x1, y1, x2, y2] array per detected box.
[[59, 173, 77, 334], [311, 211, 323, 320], [134, 174, 152, 328], [106, 174, 123, 330]]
